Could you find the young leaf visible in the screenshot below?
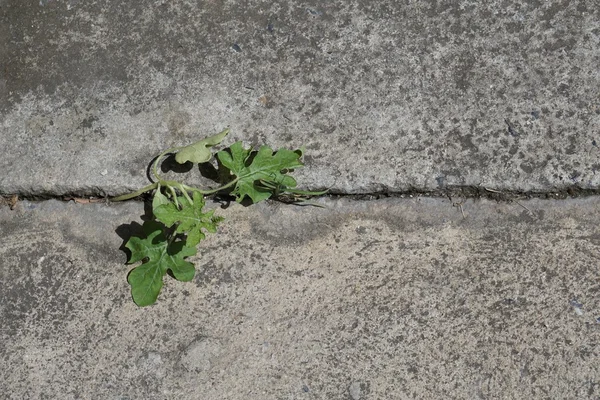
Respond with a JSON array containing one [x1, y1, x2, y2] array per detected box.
[[154, 191, 222, 246], [152, 186, 171, 213], [126, 221, 197, 307], [217, 142, 304, 203], [174, 128, 230, 165]]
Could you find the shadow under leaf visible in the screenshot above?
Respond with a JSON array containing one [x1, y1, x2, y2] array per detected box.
[[114, 200, 155, 262]]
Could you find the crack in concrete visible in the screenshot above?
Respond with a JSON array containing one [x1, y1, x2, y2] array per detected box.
[[329, 186, 600, 202], [3, 185, 600, 204]]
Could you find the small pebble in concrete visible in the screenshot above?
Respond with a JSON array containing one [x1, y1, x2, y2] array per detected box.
[[570, 299, 584, 316], [349, 382, 362, 400]]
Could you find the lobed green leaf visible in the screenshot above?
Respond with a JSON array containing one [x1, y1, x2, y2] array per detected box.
[[174, 128, 230, 165], [125, 221, 197, 307], [153, 191, 222, 247], [217, 142, 304, 203]]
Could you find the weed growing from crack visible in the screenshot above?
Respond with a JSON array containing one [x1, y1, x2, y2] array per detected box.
[[112, 129, 325, 306]]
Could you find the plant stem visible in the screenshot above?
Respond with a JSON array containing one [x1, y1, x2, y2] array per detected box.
[[112, 143, 240, 202], [283, 188, 329, 196], [177, 183, 194, 205], [167, 185, 179, 208], [180, 178, 240, 195], [152, 147, 181, 182], [111, 182, 158, 201]]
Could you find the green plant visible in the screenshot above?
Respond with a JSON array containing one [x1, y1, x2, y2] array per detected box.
[[112, 129, 325, 306]]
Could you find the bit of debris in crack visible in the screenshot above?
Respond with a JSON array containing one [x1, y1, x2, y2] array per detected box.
[[0, 194, 19, 209]]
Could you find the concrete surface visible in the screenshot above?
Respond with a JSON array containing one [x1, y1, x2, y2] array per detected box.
[[2, 1, 600, 399], [1, 197, 600, 399], [1, 1, 600, 196]]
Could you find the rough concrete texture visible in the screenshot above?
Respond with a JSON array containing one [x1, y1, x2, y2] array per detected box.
[[1, 1, 600, 196], [1, 197, 599, 399]]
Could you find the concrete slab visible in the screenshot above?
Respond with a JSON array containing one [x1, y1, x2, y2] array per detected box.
[[1, 1, 599, 196], [1, 197, 599, 398]]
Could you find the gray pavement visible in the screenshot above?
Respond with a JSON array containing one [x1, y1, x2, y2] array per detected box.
[[2, 1, 600, 399], [1, 197, 600, 399], [1, 1, 599, 196]]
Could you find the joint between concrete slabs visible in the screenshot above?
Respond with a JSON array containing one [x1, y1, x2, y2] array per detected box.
[[3, 184, 600, 205]]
